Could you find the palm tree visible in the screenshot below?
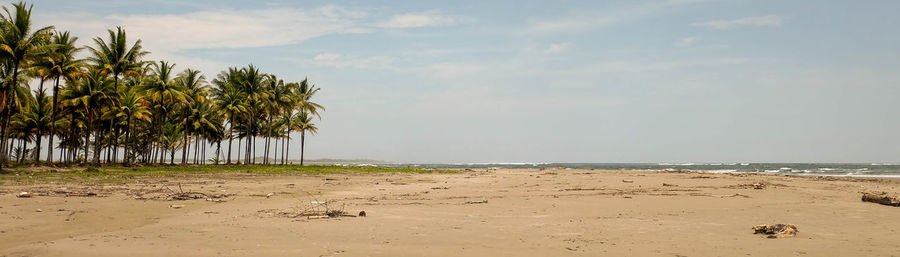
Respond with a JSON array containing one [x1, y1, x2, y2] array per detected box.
[[140, 61, 186, 163], [86, 26, 148, 91], [0, 2, 53, 167], [43, 31, 83, 164], [63, 69, 114, 164], [229, 64, 268, 164], [291, 111, 317, 166], [16, 89, 51, 164], [103, 88, 150, 164], [237, 65, 266, 164], [0, 59, 33, 164], [175, 68, 205, 164], [283, 78, 323, 164], [212, 69, 246, 164]]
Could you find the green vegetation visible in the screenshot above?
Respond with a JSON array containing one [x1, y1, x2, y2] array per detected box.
[[0, 165, 454, 184], [0, 2, 324, 171]]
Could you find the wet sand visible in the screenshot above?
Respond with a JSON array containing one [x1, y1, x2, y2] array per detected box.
[[2, 168, 900, 256]]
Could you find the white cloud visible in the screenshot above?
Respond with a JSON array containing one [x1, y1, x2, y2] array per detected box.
[[36, 6, 374, 75], [589, 58, 758, 73], [427, 63, 487, 77], [312, 53, 395, 69], [40, 6, 369, 51], [547, 43, 570, 53], [524, 0, 716, 34], [676, 36, 700, 47], [692, 15, 782, 30], [379, 13, 457, 28]]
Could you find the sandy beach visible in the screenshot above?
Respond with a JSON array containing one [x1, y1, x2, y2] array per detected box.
[[2, 168, 900, 257]]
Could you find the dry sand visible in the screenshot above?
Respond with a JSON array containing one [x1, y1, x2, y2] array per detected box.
[[2, 168, 900, 256]]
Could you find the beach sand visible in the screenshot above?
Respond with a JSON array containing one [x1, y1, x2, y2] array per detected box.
[[2, 168, 900, 256]]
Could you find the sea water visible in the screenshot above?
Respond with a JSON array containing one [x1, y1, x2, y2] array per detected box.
[[372, 163, 900, 178]]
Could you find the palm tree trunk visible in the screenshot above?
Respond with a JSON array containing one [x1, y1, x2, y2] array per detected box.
[[226, 122, 233, 164], [181, 131, 188, 164], [34, 128, 42, 165], [193, 134, 200, 164], [249, 115, 254, 164], [202, 139, 206, 164], [93, 126, 102, 164], [18, 138, 25, 164], [124, 118, 131, 164], [300, 130, 305, 166], [216, 141, 221, 165], [112, 127, 119, 163], [286, 135, 291, 165], [84, 121, 91, 165], [0, 96, 12, 168], [67, 113, 75, 165], [48, 76, 61, 165], [1, 61, 21, 169], [105, 121, 113, 163]]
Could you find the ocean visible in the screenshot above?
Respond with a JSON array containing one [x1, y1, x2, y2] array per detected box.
[[370, 163, 900, 178]]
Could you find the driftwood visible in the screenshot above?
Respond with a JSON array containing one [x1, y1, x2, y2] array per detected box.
[[464, 200, 488, 204], [753, 224, 798, 238], [53, 191, 98, 197], [861, 192, 900, 207], [729, 183, 766, 189]]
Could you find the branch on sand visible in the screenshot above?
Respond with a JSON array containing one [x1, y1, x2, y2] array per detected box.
[[861, 192, 900, 207]]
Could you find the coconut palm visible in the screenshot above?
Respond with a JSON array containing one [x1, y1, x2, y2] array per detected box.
[[0, 2, 53, 167], [15, 89, 51, 164], [86, 26, 148, 90], [237, 65, 266, 164], [291, 111, 317, 166], [175, 68, 205, 163], [103, 88, 150, 164], [139, 61, 186, 163], [0, 2, 328, 167], [212, 69, 247, 164], [63, 69, 115, 164], [43, 31, 83, 164]]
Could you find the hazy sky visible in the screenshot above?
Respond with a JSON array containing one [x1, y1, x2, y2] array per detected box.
[[23, 0, 900, 163]]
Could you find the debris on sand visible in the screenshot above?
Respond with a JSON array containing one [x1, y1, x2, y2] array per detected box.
[[753, 224, 798, 238], [861, 192, 900, 207], [131, 183, 232, 201], [722, 193, 750, 198], [168, 192, 231, 201], [662, 183, 678, 187], [465, 200, 488, 204], [622, 179, 634, 183], [17, 192, 32, 198], [259, 193, 361, 219], [57, 191, 98, 197], [729, 183, 766, 189], [562, 188, 604, 191], [358, 211, 367, 217], [169, 204, 186, 209]]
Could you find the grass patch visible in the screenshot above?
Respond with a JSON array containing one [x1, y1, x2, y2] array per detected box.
[[0, 165, 457, 185]]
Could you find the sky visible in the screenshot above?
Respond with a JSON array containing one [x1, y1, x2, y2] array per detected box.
[[18, 0, 900, 163]]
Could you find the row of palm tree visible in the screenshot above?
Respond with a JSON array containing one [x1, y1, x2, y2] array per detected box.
[[0, 2, 322, 169]]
